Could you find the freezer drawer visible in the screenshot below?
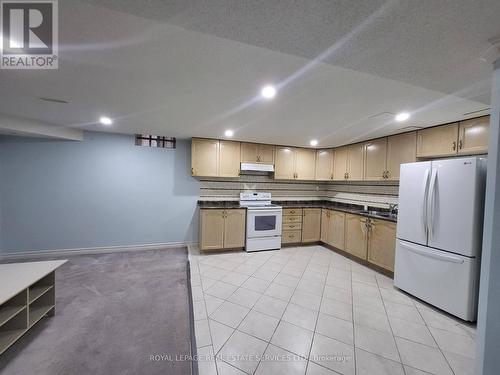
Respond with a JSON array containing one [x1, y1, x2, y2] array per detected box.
[[394, 240, 479, 321]]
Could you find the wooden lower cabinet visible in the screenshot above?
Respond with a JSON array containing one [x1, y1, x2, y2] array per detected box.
[[367, 219, 396, 272], [344, 214, 368, 260], [320, 209, 345, 250], [282, 230, 302, 244], [200, 209, 225, 250], [329, 211, 346, 250], [199, 209, 245, 251], [224, 210, 246, 248], [302, 208, 321, 242], [282, 208, 303, 244]]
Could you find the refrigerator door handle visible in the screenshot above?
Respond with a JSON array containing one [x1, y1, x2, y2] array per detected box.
[[427, 169, 438, 238], [421, 169, 430, 235], [400, 242, 465, 264]]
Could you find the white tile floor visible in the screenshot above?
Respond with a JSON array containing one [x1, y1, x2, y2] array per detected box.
[[189, 245, 477, 375]]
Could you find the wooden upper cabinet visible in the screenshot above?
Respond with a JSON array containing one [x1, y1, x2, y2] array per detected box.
[[200, 209, 225, 250], [344, 214, 368, 259], [295, 148, 316, 180], [275, 147, 316, 180], [363, 138, 387, 181], [192, 138, 219, 177], [367, 219, 396, 272], [219, 141, 241, 177], [302, 208, 321, 242], [258, 144, 275, 164], [241, 143, 259, 163], [458, 116, 490, 155], [241, 143, 275, 164], [386, 132, 417, 180], [274, 146, 296, 179], [333, 147, 348, 180], [417, 123, 459, 158], [224, 209, 246, 248], [347, 143, 364, 180], [315, 149, 334, 180]]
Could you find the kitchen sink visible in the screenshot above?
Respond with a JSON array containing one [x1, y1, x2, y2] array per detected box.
[[358, 210, 397, 219]]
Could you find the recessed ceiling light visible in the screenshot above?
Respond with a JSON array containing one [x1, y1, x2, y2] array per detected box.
[[310, 140, 318, 146], [224, 129, 234, 137], [99, 116, 113, 125], [260, 85, 277, 99], [395, 112, 410, 122]]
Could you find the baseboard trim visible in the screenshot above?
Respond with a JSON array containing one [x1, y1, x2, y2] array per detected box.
[[0, 241, 198, 261]]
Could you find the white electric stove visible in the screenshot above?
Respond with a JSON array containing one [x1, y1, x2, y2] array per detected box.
[[239, 192, 282, 252]]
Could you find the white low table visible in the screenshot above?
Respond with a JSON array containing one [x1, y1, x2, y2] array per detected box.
[[0, 260, 67, 355]]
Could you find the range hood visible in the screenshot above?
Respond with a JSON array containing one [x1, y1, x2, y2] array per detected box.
[[240, 163, 274, 172]]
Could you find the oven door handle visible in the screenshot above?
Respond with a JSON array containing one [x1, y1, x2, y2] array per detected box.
[[248, 209, 282, 214]]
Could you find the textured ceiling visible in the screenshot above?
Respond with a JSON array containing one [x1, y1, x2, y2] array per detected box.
[[83, 0, 500, 103], [0, 0, 497, 147]]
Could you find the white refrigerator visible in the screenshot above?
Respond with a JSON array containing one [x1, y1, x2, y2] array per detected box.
[[394, 156, 486, 321]]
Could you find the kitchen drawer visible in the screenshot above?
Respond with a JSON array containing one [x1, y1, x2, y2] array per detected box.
[[283, 208, 303, 216], [282, 230, 302, 244], [283, 215, 302, 224], [282, 223, 302, 231]]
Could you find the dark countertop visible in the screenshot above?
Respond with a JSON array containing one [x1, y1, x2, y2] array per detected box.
[[197, 201, 246, 209], [197, 200, 398, 222]]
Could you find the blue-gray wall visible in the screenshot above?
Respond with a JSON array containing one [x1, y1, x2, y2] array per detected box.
[[0, 131, 199, 254]]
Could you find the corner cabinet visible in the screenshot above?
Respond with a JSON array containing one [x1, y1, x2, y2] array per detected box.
[[192, 138, 240, 177], [320, 209, 345, 250], [344, 214, 368, 260], [274, 146, 316, 180], [302, 208, 321, 243], [199, 209, 245, 251]]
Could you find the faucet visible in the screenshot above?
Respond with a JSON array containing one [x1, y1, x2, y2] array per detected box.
[[389, 204, 398, 216]]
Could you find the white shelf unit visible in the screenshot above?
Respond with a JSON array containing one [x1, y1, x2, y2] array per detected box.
[[0, 271, 56, 355]]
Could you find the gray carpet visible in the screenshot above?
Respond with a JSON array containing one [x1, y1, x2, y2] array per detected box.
[[0, 248, 195, 375]]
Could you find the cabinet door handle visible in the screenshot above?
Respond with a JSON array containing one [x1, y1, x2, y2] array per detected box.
[[452, 141, 457, 151], [191, 167, 194, 174], [458, 140, 463, 150], [330, 174, 333, 180]]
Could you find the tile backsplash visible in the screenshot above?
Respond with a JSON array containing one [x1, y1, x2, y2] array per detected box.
[[198, 174, 399, 208]]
